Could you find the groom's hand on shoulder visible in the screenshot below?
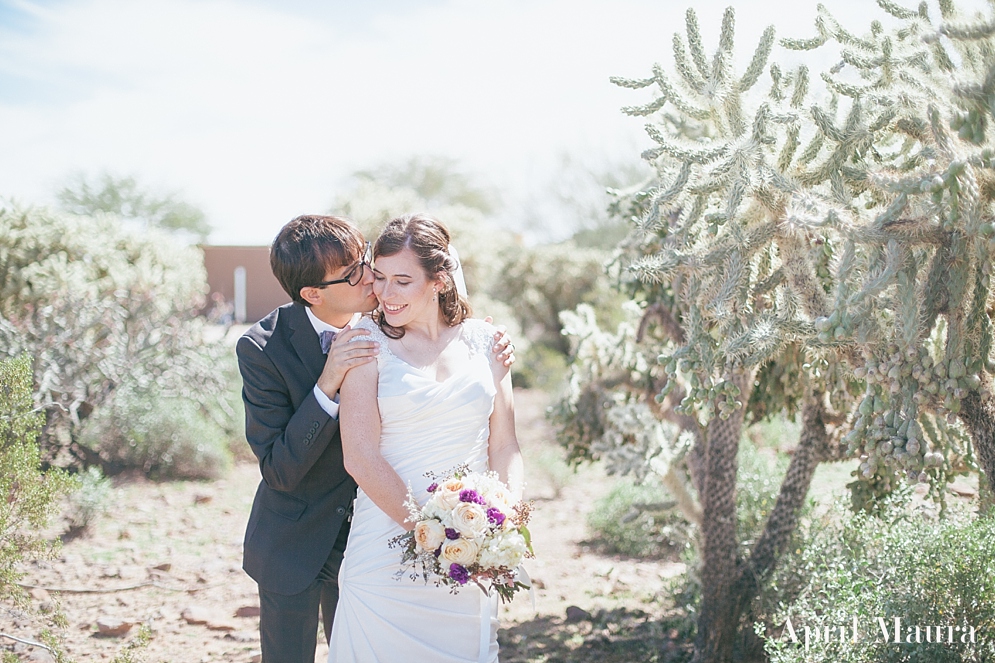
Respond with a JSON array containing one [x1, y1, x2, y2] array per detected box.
[[483, 317, 516, 369], [316, 326, 379, 399]]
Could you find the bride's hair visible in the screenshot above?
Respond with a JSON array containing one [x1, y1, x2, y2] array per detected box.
[[373, 213, 472, 339]]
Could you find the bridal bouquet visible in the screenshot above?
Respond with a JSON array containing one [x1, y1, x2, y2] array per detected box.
[[389, 465, 534, 603]]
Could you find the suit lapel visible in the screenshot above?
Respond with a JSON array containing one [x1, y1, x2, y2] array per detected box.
[[288, 304, 324, 386]]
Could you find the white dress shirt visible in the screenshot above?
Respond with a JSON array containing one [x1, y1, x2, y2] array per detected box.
[[306, 308, 360, 420]]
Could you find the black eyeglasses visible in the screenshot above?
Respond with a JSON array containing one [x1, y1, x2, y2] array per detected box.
[[312, 242, 372, 288]]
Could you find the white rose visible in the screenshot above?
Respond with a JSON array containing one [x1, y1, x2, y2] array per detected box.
[[440, 537, 481, 566], [434, 478, 466, 512], [450, 502, 489, 539], [413, 519, 446, 552], [484, 487, 513, 511]]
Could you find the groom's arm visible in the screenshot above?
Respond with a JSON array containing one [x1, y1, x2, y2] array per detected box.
[[237, 335, 340, 492]]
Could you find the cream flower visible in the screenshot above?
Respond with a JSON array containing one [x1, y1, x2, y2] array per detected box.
[[450, 502, 489, 539], [433, 478, 466, 511], [413, 519, 446, 552], [440, 537, 481, 566]]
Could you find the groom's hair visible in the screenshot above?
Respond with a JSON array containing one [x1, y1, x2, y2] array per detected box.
[[270, 214, 365, 306]]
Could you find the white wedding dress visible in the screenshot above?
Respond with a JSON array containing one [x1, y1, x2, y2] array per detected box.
[[328, 317, 500, 663]]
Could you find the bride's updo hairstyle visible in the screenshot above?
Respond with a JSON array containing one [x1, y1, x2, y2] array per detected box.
[[373, 213, 472, 339]]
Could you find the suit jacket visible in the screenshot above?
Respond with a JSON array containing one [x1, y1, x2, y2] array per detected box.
[[236, 302, 358, 595]]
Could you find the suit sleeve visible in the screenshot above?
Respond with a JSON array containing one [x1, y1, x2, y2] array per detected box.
[[236, 334, 341, 492]]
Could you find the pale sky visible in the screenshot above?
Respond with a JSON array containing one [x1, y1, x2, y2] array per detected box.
[[0, 0, 972, 244]]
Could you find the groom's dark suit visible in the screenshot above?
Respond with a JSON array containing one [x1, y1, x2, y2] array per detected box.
[[236, 302, 357, 655]]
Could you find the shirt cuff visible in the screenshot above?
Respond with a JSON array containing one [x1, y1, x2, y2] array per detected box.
[[312, 385, 340, 420]]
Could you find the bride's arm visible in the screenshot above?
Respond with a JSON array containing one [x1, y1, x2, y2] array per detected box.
[[340, 361, 414, 530], [487, 370, 524, 502]]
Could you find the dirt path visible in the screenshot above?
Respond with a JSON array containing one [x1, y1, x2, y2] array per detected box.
[[4, 390, 686, 662]]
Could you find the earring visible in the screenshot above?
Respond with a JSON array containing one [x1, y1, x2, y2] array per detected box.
[[432, 287, 437, 302]]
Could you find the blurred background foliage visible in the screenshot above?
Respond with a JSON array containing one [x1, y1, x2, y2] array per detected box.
[[0, 197, 239, 480]]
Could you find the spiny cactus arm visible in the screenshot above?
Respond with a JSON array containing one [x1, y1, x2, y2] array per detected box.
[[629, 250, 684, 285], [819, 6, 880, 52], [797, 131, 826, 166], [653, 63, 712, 120], [673, 33, 707, 94], [621, 96, 668, 118], [654, 161, 693, 207], [821, 70, 875, 99], [645, 124, 730, 164], [942, 235, 972, 361], [778, 234, 831, 318], [684, 8, 711, 79], [609, 74, 657, 90], [919, 243, 952, 331], [709, 8, 736, 92], [876, 0, 918, 21], [777, 125, 802, 172], [739, 26, 776, 93], [851, 239, 905, 305], [931, 106, 960, 164], [937, 18, 995, 42], [707, 251, 746, 315], [897, 267, 921, 350], [964, 260, 990, 357], [790, 65, 810, 109], [780, 13, 828, 51]]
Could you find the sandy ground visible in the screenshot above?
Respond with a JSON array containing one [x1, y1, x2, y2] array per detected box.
[[3, 389, 688, 663]]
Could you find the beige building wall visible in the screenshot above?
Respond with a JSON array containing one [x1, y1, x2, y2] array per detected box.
[[201, 246, 289, 323]]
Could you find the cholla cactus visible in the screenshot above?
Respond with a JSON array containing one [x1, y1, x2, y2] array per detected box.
[[557, 2, 995, 661]]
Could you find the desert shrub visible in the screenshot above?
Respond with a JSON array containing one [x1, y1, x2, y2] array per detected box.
[[491, 242, 623, 357], [78, 384, 231, 480], [587, 477, 694, 558], [0, 205, 237, 475], [61, 466, 112, 538], [762, 505, 995, 663], [512, 344, 569, 390], [0, 355, 77, 603]]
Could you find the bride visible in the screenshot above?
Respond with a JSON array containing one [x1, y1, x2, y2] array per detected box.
[[328, 213, 524, 662]]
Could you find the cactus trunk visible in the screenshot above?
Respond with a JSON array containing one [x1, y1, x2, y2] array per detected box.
[[693, 371, 749, 663], [958, 387, 995, 494]]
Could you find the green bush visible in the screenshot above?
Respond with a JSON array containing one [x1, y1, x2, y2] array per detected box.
[[512, 343, 569, 390], [0, 205, 238, 476], [78, 384, 231, 480], [762, 504, 995, 663], [737, 439, 795, 548], [587, 477, 694, 558], [61, 466, 112, 538], [0, 354, 76, 604]]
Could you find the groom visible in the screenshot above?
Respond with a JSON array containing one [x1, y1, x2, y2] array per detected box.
[[236, 214, 513, 662]]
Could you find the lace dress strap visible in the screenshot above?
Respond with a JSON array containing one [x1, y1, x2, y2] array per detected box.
[[352, 316, 391, 369], [460, 318, 497, 358]]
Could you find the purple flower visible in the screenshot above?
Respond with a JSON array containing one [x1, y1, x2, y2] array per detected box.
[[449, 563, 470, 585], [426, 482, 438, 493], [459, 489, 486, 505], [433, 547, 442, 558], [486, 508, 506, 526], [445, 528, 460, 540]]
